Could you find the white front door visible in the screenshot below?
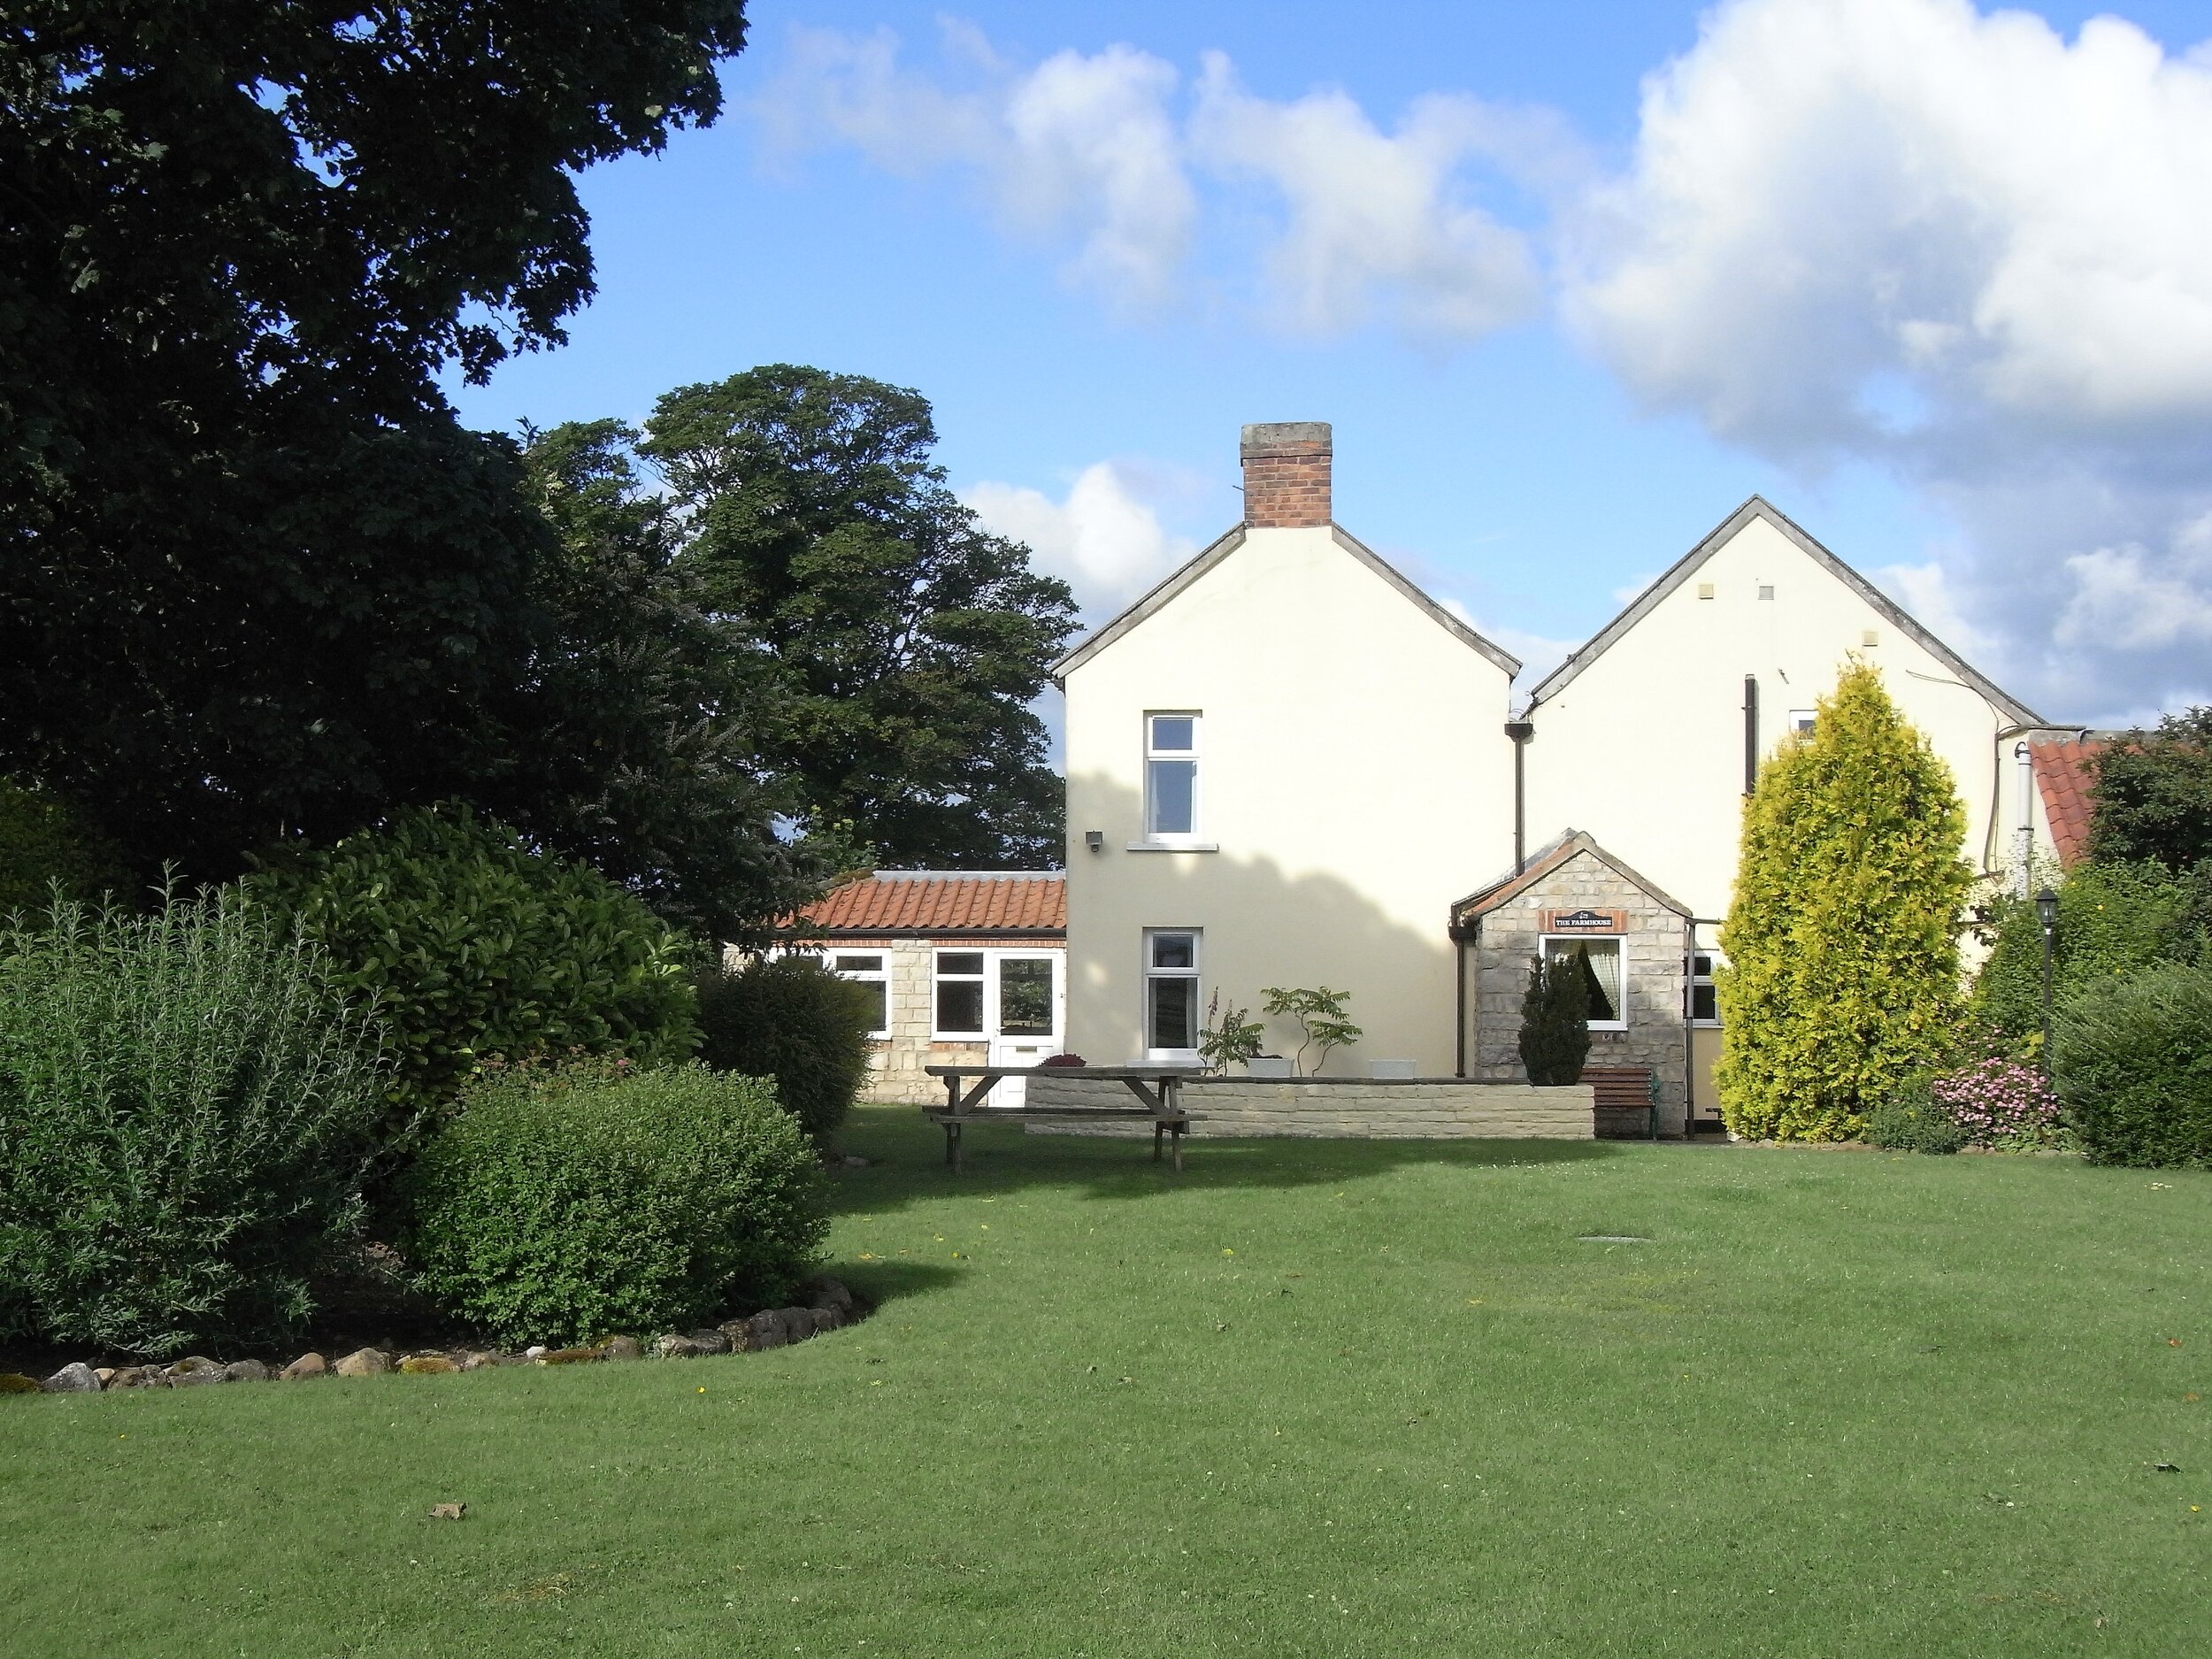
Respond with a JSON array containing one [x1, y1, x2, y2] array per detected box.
[[987, 951, 1062, 1107]]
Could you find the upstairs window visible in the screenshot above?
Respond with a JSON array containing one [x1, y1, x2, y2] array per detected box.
[[829, 951, 891, 1039], [1144, 929, 1202, 1056], [1788, 709, 1817, 736], [1145, 713, 1201, 840]]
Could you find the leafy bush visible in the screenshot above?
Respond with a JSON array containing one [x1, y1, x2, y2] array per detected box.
[[1864, 1078, 1968, 1155], [1262, 985, 1363, 1075], [0, 888, 390, 1356], [1518, 951, 1590, 1086], [1717, 664, 1973, 1141], [1930, 1056, 2064, 1148], [252, 803, 699, 1137], [2088, 706, 2212, 872], [2052, 963, 2212, 1168], [0, 776, 134, 918], [695, 954, 877, 1142], [1972, 861, 2203, 1055], [396, 1062, 827, 1345]]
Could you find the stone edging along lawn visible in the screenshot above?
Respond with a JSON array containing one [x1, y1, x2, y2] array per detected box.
[[0, 1277, 863, 1396]]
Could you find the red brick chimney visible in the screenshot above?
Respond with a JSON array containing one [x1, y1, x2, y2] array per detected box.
[[1240, 422, 1332, 528]]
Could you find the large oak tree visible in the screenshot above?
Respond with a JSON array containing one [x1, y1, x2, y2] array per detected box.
[[641, 365, 1079, 868]]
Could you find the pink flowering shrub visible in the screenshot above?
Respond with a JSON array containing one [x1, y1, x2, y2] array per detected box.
[[1929, 1057, 2064, 1148]]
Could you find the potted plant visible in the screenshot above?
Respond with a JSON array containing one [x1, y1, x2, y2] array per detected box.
[[1198, 994, 1266, 1076]]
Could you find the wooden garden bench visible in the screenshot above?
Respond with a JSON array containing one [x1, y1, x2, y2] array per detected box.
[[1581, 1066, 1660, 1141]]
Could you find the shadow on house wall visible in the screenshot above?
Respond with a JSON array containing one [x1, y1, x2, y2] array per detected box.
[[1062, 773, 1487, 1075]]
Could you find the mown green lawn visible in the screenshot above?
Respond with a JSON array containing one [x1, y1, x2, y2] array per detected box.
[[4, 1107, 2208, 1657]]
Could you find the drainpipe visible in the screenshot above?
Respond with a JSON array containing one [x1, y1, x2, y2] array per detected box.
[[1504, 718, 1535, 872], [1451, 912, 1468, 1079], [1742, 677, 1760, 795], [2013, 740, 2034, 899]]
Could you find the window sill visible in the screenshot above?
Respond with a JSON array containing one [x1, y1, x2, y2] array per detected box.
[[1125, 839, 1220, 853], [1586, 1024, 1629, 1035]]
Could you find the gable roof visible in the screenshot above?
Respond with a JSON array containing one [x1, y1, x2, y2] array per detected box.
[[1052, 522, 1520, 681], [2028, 734, 2107, 868], [1524, 496, 2043, 726], [785, 872, 1065, 936], [1450, 829, 1694, 926]]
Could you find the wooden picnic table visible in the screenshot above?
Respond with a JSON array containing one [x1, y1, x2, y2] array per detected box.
[[922, 1064, 1201, 1172]]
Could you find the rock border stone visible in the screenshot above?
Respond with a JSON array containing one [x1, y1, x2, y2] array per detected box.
[[3, 1279, 865, 1396]]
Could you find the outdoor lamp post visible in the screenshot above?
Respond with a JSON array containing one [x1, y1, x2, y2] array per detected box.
[[2035, 887, 2060, 1078]]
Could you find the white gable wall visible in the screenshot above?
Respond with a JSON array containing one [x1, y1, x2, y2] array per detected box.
[[1063, 523, 1516, 1073], [1525, 511, 2024, 923]]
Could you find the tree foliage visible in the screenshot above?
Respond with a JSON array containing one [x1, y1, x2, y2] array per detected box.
[[1716, 663, 1973, 1141], [0, 2, 750, 883], [639, 365, 1079, 867], [500, 420, 830, 942], [2089, 706, 2212, 873], [0, 775, 133, 918], [1517, 951, 1591, 1087]]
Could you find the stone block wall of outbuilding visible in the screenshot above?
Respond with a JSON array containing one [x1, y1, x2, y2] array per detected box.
[[1464, 849, 1691, 1135]]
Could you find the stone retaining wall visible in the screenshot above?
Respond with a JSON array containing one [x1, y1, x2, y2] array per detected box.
[[1025, 1075, 1594, 1139]]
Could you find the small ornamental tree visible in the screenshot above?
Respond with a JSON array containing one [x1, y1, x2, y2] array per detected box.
[[1715, 663, 1973, 1141], [1518, 951, 1591, 1086]]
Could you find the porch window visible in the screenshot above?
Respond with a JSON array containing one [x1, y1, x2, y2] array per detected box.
[[829, 951, 891, 1039], [1542, 936, 1626, 1032], [1145, 713, 1201, 840], [997, 956, 1056, 1038], [1143, 929, 1201, 1056], [933, 951, 986, 1038], [1686, 950, 1721, 1025]]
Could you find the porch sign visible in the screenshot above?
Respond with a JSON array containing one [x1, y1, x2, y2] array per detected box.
[[1540, 908, 1625, 933]]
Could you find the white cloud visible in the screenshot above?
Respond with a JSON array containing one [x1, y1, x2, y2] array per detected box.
[[1563, 0, 2212, 718], [964, 461, 1198, 620], [759, 25, 1194, 307], [757, 22, 1545, 341], [1189, 55, 1542, 339]]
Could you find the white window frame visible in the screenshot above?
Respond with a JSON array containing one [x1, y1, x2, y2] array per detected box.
[[1142, 711, 1202, 844], [930, 948, 1064, 1044], [1142, 927, 1202, 1061], [825, 949, 892, 1040], [1786, 709, 1817, 736], [1540, 934, 1628, 1033], [932, 949, 989, 1041], [1686, 948, 1723, 1028]]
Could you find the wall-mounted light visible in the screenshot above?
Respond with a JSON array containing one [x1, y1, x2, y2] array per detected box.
[[1085, 830, 1104, 855]]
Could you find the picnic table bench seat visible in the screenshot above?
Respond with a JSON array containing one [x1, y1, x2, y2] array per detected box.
[[923, 1064, 1201, 1172]]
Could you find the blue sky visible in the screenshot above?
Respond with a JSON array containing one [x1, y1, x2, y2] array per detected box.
[[449, 0, 2212, 726]]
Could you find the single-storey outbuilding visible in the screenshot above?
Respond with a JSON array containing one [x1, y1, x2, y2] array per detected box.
[[781, 872, 1065, 1104]]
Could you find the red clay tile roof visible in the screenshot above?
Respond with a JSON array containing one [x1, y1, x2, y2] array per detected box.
[[2030, 736, 2106, 868], [787, 872, 1064, 936]]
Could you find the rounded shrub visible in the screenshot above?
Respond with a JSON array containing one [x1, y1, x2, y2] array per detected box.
[[0, 888, 390, 1356], [396, 1062, 827, 1346], [251, 803, 700, 1138], [1863, 1077, 1967, 1155], [695, 953, 876, 1143], [2053, 963, 2212, 1168]]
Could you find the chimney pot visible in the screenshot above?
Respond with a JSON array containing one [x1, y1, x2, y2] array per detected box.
[[1239, 421, 1332, 527]]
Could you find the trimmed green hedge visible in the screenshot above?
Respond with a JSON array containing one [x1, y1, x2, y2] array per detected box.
[[396, 1062, 826, 1346], [252, 803, 699, 1137], [695, 954, 876, 1143], [2054, 963, 2212, 1168]]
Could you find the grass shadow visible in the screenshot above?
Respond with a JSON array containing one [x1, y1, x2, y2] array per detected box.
[[828, 1105, 1620, 1220]]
